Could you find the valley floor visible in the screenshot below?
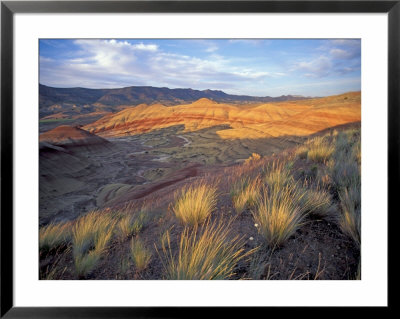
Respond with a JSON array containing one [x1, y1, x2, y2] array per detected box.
[[39, 123, 361, 280]]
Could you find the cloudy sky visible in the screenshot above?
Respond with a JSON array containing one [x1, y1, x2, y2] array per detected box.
[[39, 39, 361, 97]]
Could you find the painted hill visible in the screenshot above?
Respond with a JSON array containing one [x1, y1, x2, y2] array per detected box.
[[83, 92, 361, 139], [39, 125, 109, 148]]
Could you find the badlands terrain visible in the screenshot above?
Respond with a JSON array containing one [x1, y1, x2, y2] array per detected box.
[[39, 88, 361, 280]]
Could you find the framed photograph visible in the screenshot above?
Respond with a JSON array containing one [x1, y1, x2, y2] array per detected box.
[[1, 0, 396, 316]]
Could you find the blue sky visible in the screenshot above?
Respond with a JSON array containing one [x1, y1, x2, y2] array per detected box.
[[39, 39, 361, 97]]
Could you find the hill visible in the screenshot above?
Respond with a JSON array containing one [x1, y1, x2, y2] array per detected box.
[[39, 84, 310, 118], [39, 125, 109, 148], [83, 92, 361, 139]]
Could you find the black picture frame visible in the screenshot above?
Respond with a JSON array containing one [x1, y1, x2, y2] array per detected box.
[[1, 0, 396, 317]]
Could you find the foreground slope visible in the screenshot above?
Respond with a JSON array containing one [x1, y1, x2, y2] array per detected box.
[[39, 126, 361, 280]]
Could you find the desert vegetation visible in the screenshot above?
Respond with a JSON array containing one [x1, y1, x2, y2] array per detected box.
[[130, 237, 152, 273], [172, 182, 218, 226], [159, 219, 253, 280], [39, 124, 361, 280], [252, 182, 307, 248], [231, 177, 261, 214]]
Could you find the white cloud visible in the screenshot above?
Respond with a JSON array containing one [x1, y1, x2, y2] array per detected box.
[[292, 56, 333, 78], [330, 48, 350, 59], [41, 39, 276, 93], [132, 43, 158, 51], [205, 45, 218, 53]]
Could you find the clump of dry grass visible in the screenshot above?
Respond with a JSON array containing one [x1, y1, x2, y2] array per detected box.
[[295, 145, 309, 160], [231, 177, 261, 214], [244, 152, 261, 165], [306, 136, 335, 163], [328, 128, 361, 246], [72, 210, 116, 278], [330, 128, 361, 193], [302, 185, 335, 219], [159, 219, 254, 280], [72, 211, 115, 256], [117, 208, 151, 240], [338, 187, 361, 246], [264, 161, 293, 188], [252, 183, 307, 247], [39, 222, 71, 252], [331, 158, 360, 192], [130, 237, 152, 272], [172, 182, 218, 226], [296, 136, 334, 163], [74, 251, 102, 278]]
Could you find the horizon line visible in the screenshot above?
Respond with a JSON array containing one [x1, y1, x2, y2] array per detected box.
[[39, 83, 361, 99]]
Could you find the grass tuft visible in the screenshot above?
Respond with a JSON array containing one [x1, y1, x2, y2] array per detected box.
[[231, 177, 261, 214], [331, 157, 360, 193], [74, 251, 102, 278], [172, 182, 218, 226], [264, 161, 293, 188], [244, 153, 261, 165], [160, 219, 254, 280], [302, 186, 334, 219], [130, 237, 152, 272], [72, 210, 116, 277], [338, 187, 361, 246], [117, 209, 151, 240], [252, 183, 307, 247], [295, 145, 308, 160], [306, 136, 335, 163], [39, 222, 71, 252]]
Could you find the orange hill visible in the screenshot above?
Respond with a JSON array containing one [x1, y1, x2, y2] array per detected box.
[[83, 92, 361, 139]]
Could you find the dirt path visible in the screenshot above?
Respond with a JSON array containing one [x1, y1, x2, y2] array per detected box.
[[177, 135, 191, 147]]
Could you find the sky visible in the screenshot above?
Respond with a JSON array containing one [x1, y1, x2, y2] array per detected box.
[[39, 39, 361, 97]]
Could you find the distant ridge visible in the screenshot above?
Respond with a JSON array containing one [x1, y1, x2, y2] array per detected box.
[[39, 84, 311, 118]]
